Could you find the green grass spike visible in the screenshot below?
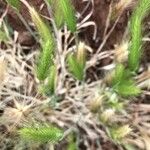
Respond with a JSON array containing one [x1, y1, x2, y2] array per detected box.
[[111, 64, 141, 97], [128, 0, 150, 72], [67, 42, 86, 81], [41, 65, 57, 96], [19, 124, 63, 143], [36, 40, 55, 80], [67, 54, 84, 81], [29, 7, 53, 43], [48, 0, 65, 29], [59, 0, 77, 32]]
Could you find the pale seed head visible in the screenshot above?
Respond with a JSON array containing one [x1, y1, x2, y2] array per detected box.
[[89, 96, 104, 113], [114, 42, 129, 63], [112, 124, 132, 140], [0, 58, 7, 84], [112, 0, 133, 20], [100, 109, 115, 123], [76, 42, 86, 68]]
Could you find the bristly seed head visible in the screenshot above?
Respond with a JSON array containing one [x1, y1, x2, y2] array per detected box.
[[76, 42, 86, 68], [114, 42, 129, 64], [111, 124, 132, 141], [112, 0, 134, 20], [0, 58, 7, 84], [100, 109, 115, 123], [89, 95, 104, 113]]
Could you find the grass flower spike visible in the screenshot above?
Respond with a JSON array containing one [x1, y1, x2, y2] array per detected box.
[[128, 0, 150, 72], [19, 124, 63, 143], [28, 6, 53, 43], [59, 0, 77, 32], [67, 42, 86, 81], [110, 125, 132, 142], [36, 40, 55, 80]]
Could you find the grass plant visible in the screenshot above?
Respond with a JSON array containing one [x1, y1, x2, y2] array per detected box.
[[1, 0, 150, 149]]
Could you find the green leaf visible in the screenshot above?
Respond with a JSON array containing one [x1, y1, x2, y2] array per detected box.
[[115, 80, 141, 97], [67, 133, 77, 150], [67, 54, 84, 81], [0, 29, 8, 42], [46, 0, 52, 5], [6, 0, 20, 10], [19, 124, 63, 143], [112, 64, 131, 86], [59, 0, 77, 32], [36, 40, 55, 80], [111, 64, 141, 97]]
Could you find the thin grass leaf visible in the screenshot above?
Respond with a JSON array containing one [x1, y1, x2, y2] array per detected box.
[[67, 54, 84, 81], [0, 29, 8, 42], [111, 64, 141, 97], [115, 80, 141, 97], [46, 0, 52, 5], [6, 0, 20, 10], [128, 0, 150, 72], [112, 64, 131, 86], [19, 124, 63, 143], [59, 0, 77, 32], [36, 40, 55, 80], [67, 43, 86, 81], [67, 133, 77, 150]]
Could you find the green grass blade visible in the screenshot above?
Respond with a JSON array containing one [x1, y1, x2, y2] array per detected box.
[[6, 0, 20, 10], [0, 29, 8, 42], [46, 0, 52, 5], [111, 64, 141, 97], [115, 80, 141, 97], [67, 54, 84, 81], [67, 133, 77, 150]]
